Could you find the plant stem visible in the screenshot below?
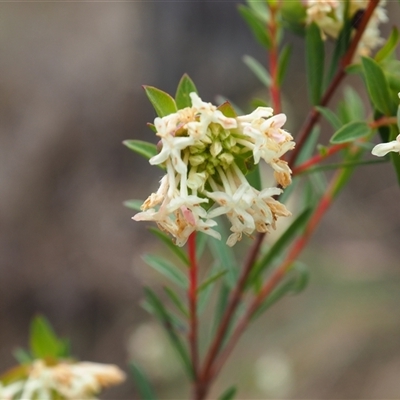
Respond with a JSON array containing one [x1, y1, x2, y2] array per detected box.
[[188, 232, 199, 391], [268, 1, 281, 113], [198, 232, 265, 398], [208, 159, 356, 379], [288, 0, 380, 167], [195, 1, 381, 396]]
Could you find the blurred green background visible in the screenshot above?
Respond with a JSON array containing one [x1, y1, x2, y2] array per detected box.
[[1, 1, 400, 399]]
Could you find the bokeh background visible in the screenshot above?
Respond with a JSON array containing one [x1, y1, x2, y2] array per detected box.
[[1, 1, 400, 399]]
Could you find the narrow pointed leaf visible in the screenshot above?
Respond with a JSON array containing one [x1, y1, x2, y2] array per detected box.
[[143, 288, 192, 377], [130, 362, 158, 400], [306, 22, 325, 105], [246, 0, 269, 22], [327, 17, 352, 84], [13, 348, 33, 364], [163, 287, 189, 317], [243, 55, 271, 87], [123, 140, 158, 161], [143, 254, 188, 288], [277, 44, 292, 86], [30, 316, 63, 359], [247, 208, 313, 287], [246, 164, 261, 190], [217, 101, 238, 118], [315, 106, 342, 131], [343, 86, 365, 120], [197, 270, 228, 294], [143, 85, 177, 117], [148, 227, 189, 266], [175, 74, 198, 110], [209, 232, 238, 288], [124, 199, 143, 211], [196, 231, 209, 260], [238, 5, 272, 49], [219, 386, 237, 400], [375, 27, 399, 63], [330, 120, 371, 144], [252, 262, 309, 319], [361, 57, 394, 115]]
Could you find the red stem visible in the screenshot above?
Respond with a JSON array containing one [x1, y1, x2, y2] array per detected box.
[[188, 232, 199, 388], [209, 172, 338, 379], [287, 0, 380, 167], [196, 1, 381, 397], [269, 2, 281, 113]]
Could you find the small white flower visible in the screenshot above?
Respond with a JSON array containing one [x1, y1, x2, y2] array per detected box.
[[371, 134, 400, 157], [133, 93, 294, 246], [304, 0, 388, 57], [0, 360, 125, 400]]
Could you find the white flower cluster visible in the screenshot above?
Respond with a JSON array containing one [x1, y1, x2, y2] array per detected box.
[[0, 360, 125, 400], [304, 0, 388, 57], [133, 93, 295, 247]]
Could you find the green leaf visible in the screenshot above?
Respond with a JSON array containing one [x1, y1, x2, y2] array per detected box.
[[198, 278, 214, 314], [143, 85, 178, 117], [375, 27, 400, 63], [246, 0, 269, 22], [143, 288, 192, 377], [242, 55, 271, 87], [123, 199, 143, 211], [13, 348, 33, 364], [288, 262, 310, 294], [315, 106, 342, 131], [297, 158, 386, 175], [330, 120, 371, 144], [217, 101, 238, 118], [148, 228, 189, 266], [252, 263, 309, 320], [142, 254, 188, 288], [343, 86, 365, 120], [212, 283, 230, 336], [129, 362, 158, 400], [281, 0, 306, 36], [361, 57, 394, 115], [219, 386, 237, 400], [306, 23, 325, 105], [247, 208, 313, 287], [163, 287, 189, 317], [123, 140, 158, 161], [197, 270, 228, 293], [30, 316, 63, 359], [246, 164, 262, 191], [175, 74, 198, 110], [277, 44, 292, 86], [238, 5, 272, 49], [326, 17, 352, 84], [209, 229, 238, 288], [381, 60, 400, 93], [196, 231, 209, 260]]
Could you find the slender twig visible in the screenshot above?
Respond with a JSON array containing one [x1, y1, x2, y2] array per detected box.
[[292, 116, 397, 175], [197, 1, 381, 394], [268, 1, 281, 113], [187, 232, 199, 392], [208, 164, 348, 379], [288, 0, 380, 167]]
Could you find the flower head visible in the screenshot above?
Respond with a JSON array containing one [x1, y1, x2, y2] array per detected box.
[[0, 360, 125, 400], [133, 93, 295, 246], [304, 0, 388, 57]]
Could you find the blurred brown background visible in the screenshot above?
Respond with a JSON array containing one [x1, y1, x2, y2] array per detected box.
[[1, 1, 400, 399]]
